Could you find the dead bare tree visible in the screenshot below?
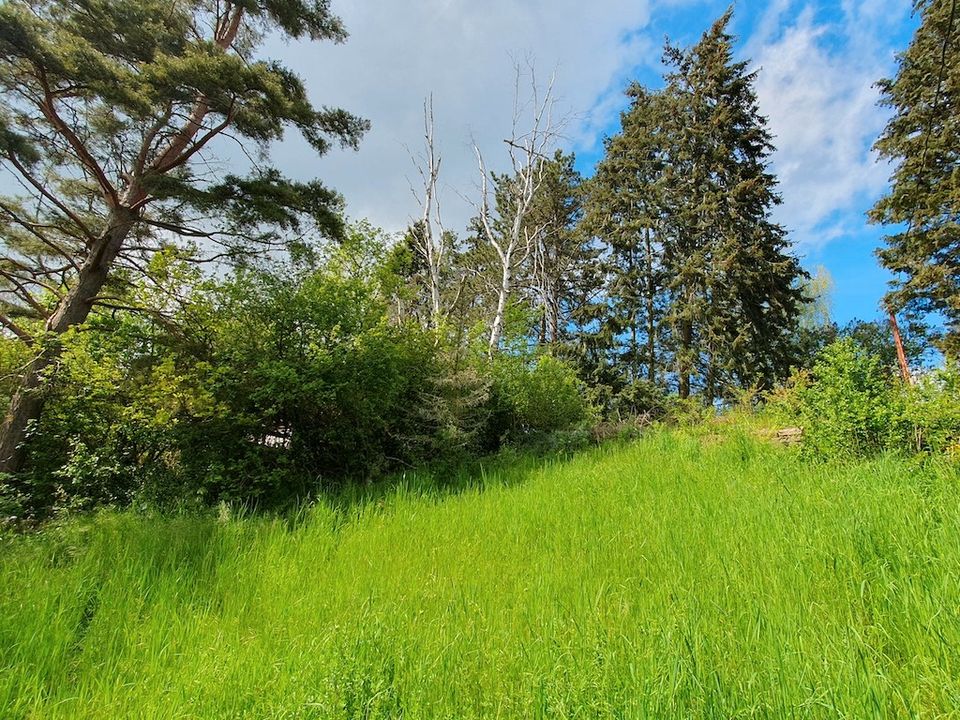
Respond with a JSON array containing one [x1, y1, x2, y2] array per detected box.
[[472, 64, 561, 357], [407, 95, 450, 331]]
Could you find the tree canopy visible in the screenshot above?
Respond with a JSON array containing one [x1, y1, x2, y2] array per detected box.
[[0, 0, 368, 471], [871, 0, 960, 358]]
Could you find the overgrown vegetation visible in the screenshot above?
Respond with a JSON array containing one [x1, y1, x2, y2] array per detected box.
[[0, 0, 959, 715], [2, 428, 959, 718], [0, 226, 595, 519], [0, 4, 818, 513], [767, 338, 960, 460]]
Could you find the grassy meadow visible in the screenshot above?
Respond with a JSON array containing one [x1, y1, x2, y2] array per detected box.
[[1, 427, 959, 718]]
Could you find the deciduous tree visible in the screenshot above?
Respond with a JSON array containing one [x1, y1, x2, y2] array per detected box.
[[472, 65, 560, 357]]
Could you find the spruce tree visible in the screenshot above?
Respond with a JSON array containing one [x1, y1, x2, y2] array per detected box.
[[584, 85, 668, 387], [870, 0, 960, 358], [660, 10, 805, 400]]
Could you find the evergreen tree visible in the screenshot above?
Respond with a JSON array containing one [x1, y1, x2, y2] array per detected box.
[[870, 0, 960, 358], [660, 10, 805, 400], [584, 86, 668, 387], [0, 0, 367, 472]]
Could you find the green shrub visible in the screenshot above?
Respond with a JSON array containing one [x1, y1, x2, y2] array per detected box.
[[15, 321, 215, 516], [489, 353, 589, 443], [412, 363, 492, 465], [792, 339, 901, 458], [767, 344, 960, 462], [16, 254, 442, 515], [173, 268, 440, 499], [901, 366, 960, 455], [611, 379, 672, 420]]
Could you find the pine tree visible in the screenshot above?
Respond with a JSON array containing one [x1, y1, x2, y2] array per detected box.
[[0, 0, 367, 472], [870, 0, 960, 358]]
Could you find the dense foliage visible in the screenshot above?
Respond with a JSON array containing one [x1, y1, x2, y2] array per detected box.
[[0, 225, 595, 518], [871, 0, 960, 358], [769, 337, 960, 459], [1, 4, 959, 717]]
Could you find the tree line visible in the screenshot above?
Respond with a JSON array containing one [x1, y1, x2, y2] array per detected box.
[[407, 12, 805, 405]]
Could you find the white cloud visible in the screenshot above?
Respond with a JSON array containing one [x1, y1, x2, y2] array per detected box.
[[749, 1, 912, 252], [262, 0, 655, 236]]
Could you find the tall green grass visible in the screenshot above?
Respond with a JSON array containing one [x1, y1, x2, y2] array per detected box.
[[1, 429, 958, 718]]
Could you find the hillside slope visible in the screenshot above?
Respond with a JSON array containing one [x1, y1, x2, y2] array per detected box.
[[2, 430, 959, 718]]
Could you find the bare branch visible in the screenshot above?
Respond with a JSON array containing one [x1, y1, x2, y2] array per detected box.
[[147, 6, 243, 177], [0, 269, 54, 318], [0, 312, 35, 344], [407, 94, 452, 329], [133, 102, 175, 178], [152, 100, 235, 175], [0, 201, 82, 271], [139, 216, 222, 239], [470, 63, 561, 356], [90, 297, 183, 333]]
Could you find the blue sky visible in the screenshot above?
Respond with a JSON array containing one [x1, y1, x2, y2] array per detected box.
[[267, 0, 920, 327]]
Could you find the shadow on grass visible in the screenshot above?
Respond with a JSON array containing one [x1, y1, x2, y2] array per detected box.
[[288, 432, 619, 526]]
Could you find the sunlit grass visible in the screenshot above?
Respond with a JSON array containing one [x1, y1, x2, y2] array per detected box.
[[2, 428, 959, 718]]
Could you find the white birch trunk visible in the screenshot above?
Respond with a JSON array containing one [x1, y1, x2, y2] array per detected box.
[[473, 64, 561, 357]]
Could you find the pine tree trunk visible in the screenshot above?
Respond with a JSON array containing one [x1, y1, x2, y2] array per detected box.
[[629, 247, 639, 382], [0, 207, 137, 473], [887, 308, 912, 385], [705, 346, 716, 405], [678, 312, 692, 400], [677, 320, 690, 400]]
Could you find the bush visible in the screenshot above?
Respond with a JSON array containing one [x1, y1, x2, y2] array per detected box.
[[786, 339, 901, 458], [412, 363, 492, 465], [611, 379, 672, 421], [15, 321, 216, 516], [901, 367, 960, 455], [489, 353, 589, 444], [171, 268, 440, 500], [15, 253, 443, 515], [768, 343, 960, 462]]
